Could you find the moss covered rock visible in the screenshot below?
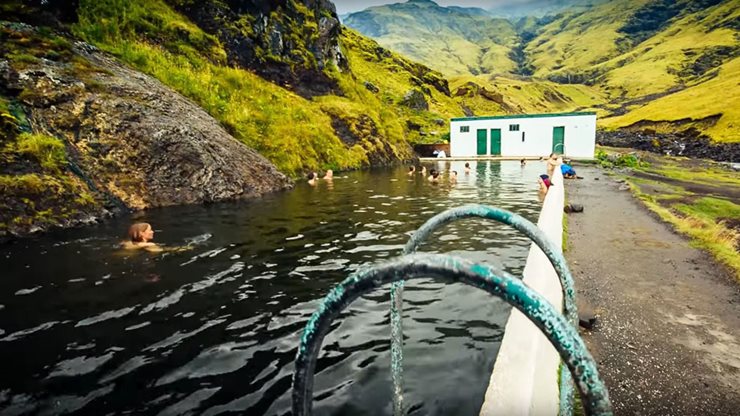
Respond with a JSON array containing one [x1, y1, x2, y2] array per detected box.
[[0, 23, 292, 239]]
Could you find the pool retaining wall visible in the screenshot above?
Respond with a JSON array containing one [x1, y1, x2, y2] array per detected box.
[[479, 166, 565, 415]]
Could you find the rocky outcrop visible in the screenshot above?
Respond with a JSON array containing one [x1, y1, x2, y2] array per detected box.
[[596, 130, 739, 162], [169, 0, 346, 97], [1, 24, 291, 237], [402, 89, 429, 110]]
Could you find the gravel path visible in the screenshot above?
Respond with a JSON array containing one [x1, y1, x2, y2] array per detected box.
[[565, 166, 740, 415]]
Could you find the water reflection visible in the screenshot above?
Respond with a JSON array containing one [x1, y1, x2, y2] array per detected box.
[[0, 162, 547, 415]]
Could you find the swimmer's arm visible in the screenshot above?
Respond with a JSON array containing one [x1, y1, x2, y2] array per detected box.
[[159, 244, 195, 253], [143, 243, 164, 253]]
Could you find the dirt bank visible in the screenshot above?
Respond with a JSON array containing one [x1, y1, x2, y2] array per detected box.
[[565, 166, 740, 415]]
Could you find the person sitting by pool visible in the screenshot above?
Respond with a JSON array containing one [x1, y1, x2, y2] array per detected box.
[[122, 222, 163, 252], [307, 171, 318, 186], [464, 162, 471, 175], [538, 174, 553, 193], [322, 169, 333, 180], [408, 166, 416, 176], [561, 163, 580, 179], [428, 169, 440, 183], [450, 170, 458, 183]]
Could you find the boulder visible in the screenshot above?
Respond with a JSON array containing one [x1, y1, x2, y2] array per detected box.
[[401, 89, 429, 111]]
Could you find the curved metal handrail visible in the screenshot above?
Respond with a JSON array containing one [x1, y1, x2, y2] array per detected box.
[[395, 204, 578, 415], [403, 204, 577, 324], [292, 253, 612, 416]]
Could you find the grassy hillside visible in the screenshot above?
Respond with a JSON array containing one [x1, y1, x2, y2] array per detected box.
[[601, 56, 740, 143], [338, 28, 464, 143], [525, 0, 736, 90], [69, 0, 469, 176], [348, 0, 739, 144], [525, 0, 646, 80], [449, 74, 607, 115], [344, 0, 520, 76]]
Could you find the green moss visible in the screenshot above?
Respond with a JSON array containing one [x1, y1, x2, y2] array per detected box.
[[9, 132, 67, 171], [675, 197, 740, 222], [0, 96, 19, 142], [0, 173, 46, 194]]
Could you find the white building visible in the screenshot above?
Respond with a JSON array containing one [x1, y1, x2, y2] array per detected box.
[[449, 112, 597, 158]]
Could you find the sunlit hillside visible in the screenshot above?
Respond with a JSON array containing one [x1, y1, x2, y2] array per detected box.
[[449, 75, 608, 116], [67, 0, 472, 174], [525, 0, 648, 80], [346, 0, 740, 144], [601, 56, 740, 143], [344, 0, 520, 76]]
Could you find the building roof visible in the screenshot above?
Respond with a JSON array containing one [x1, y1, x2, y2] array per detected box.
[[451, 111, 597, 122]]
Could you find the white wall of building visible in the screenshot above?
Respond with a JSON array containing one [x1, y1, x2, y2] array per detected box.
[[449, 113, 596, 158]]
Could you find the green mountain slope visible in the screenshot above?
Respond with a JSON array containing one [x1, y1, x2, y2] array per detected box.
[[346, 0, 740, 144], [344, 0, 520, 76]]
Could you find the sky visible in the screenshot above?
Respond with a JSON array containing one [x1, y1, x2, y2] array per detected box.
[[334, 0, 522, 15]]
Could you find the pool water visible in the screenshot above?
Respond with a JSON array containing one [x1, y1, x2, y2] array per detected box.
[[0, 161, 547, 415]]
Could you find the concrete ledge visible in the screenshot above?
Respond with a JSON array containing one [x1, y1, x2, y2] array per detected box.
[[479, 167, 565, 416], [419, 156, 543, 161]]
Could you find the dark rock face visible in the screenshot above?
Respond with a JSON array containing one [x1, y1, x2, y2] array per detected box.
[[402, 89, 429, 111], [596, 130, 739, 162], [1, 30, 292, 237], [169, 0, 347, 97]]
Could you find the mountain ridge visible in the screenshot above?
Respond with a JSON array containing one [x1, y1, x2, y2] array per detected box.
[[344, 0, 740, 144]]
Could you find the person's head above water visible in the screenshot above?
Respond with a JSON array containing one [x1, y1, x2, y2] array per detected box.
[[323, 169, 333, 179], [465, 162, 470, 168], [307, 172, 315, 180], [128, 222, 154, 243]]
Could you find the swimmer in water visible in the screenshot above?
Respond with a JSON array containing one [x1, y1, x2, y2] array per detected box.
[[464, 162, 471, 175], [122, 223, 163, 252], [428, 169, 440, 183], [121, 223, 195, 253], [307, 171, 318, 186]]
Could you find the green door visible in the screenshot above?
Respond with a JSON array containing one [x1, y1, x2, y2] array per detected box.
[[476, 129, 487, 155], [552, 126, 565, 154], [490, 128, 501, 156]]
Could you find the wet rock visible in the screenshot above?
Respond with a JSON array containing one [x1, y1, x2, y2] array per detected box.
[[169, 0, 345, 98], [564, 203, 584, 213], [597, 129, 739, 163]]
